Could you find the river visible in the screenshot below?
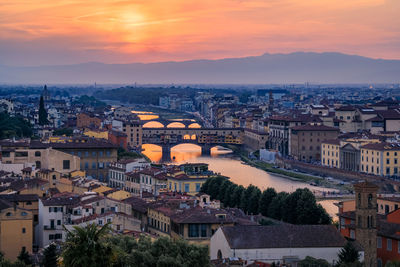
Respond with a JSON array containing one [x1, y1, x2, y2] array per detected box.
[[142, 143, 340, 220]]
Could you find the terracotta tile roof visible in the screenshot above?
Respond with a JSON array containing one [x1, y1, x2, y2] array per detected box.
[[0, 199, 12, 211], [291, 125, 339, 131], [41, 195, 81, 206], [322, 139, 340, 145], [0, 194, 38, 202], [361, 142, 400, 151], [171, 206, 236, 224], [221, 225, 347, 249], [335, 105, 356, 111], [123, 196, 149, 213], [376, 110, 400, 120], [9, 178, 48, 191]]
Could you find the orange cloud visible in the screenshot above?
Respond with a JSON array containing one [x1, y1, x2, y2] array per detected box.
[[0, 0, 399, 65]]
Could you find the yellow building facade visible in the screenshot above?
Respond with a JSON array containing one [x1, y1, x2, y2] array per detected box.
[[167, 176, 207, 196], [0, 201, 33, 261], [361, 143, 400, 176], [321, 140, 340, 168], [83, 129, 109, 140]]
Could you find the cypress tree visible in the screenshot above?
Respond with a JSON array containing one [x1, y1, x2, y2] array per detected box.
[[39, 96, 48, 125]]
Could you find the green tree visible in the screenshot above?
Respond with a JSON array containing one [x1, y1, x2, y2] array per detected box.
[[0, 112, 32, 139], [240, 185, 257, 212], [231, 185, 245, 208], [117, 148, 142, 160], [42, 243, 58, 267], [223, 183, 237, 207], [298, 256, 330, 267], [0, 251, 26, 267], [106, 235, 209, 267], [259, 188, 277, 216], [38, 96, 49, 126], [336, 242, 360, 266], [207, 177, 225, 200], [386, 261, 400, 267], [53, 128, 73, 136], [247, 186, 261, 215], [218, 180, 233, 202], [62, 223, 113, 267], [268, 192, 289, 220], [17, 247, 31, 266], [200, 178, 211, 194]]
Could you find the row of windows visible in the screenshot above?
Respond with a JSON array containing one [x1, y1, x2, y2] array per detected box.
[[48, 207, 63, 213], [149, 217, 170, 233], [322, 144, 339, 150], [323, 151, 338, 156], [49, 233, 62, 240], [169, 182, 201, 192], [188, 224, 208, 238], [377, 237, 400, 253], [71, 150, 112, 157], [362, 150, 398, 157], [6, 211, 28, 217], [81, 162, 108, 169], [301, 146, 320, 151], [322, 158, 339, 167], [110, 171, 124, 181], [362, 165, 400, 175]]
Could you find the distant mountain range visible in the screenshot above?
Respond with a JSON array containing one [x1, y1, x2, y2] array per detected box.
[[0, 52, 399, 84]]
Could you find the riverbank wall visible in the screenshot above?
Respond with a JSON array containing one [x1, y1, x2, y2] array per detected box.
[[276, 156, 400, 192]]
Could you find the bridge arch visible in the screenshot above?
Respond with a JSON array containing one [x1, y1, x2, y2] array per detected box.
[[141, 144, 162, 162], [143, 121, 164, 128], [188, 123, 201, 128], [167, 122, 186, 128]]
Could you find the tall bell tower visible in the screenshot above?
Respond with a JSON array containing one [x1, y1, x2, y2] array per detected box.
[[354, 181, 378, 267]]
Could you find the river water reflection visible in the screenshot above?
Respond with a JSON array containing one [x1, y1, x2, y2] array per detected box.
[[142, 143, 336, 193], [142, 143, 340, 220]]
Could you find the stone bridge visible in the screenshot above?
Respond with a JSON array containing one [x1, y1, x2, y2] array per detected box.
[[142, 127, 243, 161], [142, 119, 202, 128]]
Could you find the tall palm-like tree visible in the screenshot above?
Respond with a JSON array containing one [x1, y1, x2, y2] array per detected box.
[[62, 223, 113, 267]]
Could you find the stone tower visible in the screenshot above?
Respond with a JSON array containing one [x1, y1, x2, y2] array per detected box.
[[268, 90, 274, 112], [42, 84, 50, 102], [354, 181, 378, 267]]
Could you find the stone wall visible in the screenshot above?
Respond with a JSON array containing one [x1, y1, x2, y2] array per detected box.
[[276, 156, 400, 192]]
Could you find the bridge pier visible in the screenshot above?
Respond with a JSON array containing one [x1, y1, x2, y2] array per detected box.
[[161, 144, 171, 162], [202, 145, 211, 156]]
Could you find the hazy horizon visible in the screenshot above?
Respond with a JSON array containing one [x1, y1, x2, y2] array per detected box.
[[2, 51, 400, 68], [1, 52, 399, 84]]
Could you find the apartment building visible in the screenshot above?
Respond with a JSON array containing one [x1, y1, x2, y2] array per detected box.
[[321, 140, 340, 168], [122, 120, 142, 149], [361, 142, 400, 177], [289, 124, 339, 162], [0, 199, 33, 261], [0, 141, 80, 175], [108, 158, 150, 189], [268, 114, 322, 156], [50, 138, 118, 181]]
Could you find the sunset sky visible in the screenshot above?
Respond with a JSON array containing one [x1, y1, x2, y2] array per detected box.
[[1, 0, 399, 66]]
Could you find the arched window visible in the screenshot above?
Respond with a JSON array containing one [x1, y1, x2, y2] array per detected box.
[[217, 250, 222, 260], [368, 194, 373, 208], [34, 151, 41, 157], [358, 193, 361, 207], [21, 212, 28, 216], [35, 161, 41, 169], [6, 212, 12, 216]]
